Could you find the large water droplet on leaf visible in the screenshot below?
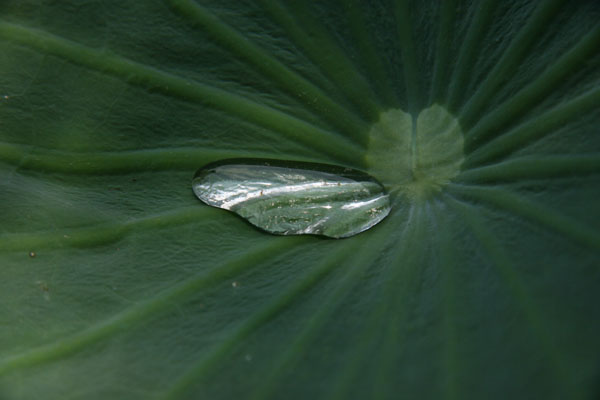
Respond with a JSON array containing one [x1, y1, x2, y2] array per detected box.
[[192, 159, 391, 238]]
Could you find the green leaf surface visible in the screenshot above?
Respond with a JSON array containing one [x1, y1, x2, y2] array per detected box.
[[1, 1, 599, 399]]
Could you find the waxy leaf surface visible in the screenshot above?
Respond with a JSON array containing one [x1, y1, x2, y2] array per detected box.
[[0, 1, 599, 400]]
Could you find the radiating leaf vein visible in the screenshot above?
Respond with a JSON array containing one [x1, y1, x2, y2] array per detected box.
[[444, 193, 584, 398], [0, 21, 363, 165], [0, 237, 301, 376], [165, 0, 368, 143], [447, 183, 600, 250]]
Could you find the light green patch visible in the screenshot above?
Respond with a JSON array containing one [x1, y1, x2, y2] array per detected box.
[[366, 104, 464, 201]]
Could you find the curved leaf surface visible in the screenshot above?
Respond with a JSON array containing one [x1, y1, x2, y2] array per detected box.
[[0, 1, 599, 399]]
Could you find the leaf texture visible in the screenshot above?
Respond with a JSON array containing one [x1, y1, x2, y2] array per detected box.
[[0, 1, 599, 399]]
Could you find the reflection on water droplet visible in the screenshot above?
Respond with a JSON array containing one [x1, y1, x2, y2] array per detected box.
[[192, 159, 391, 238]]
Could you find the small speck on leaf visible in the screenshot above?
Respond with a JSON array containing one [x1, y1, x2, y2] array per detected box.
[[36, 281, 49, 292]]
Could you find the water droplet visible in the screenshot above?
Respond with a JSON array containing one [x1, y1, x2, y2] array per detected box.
[[192, 159, 391, 238]]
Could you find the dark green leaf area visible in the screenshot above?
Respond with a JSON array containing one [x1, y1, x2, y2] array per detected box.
[[0, 1, 599, 400]]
